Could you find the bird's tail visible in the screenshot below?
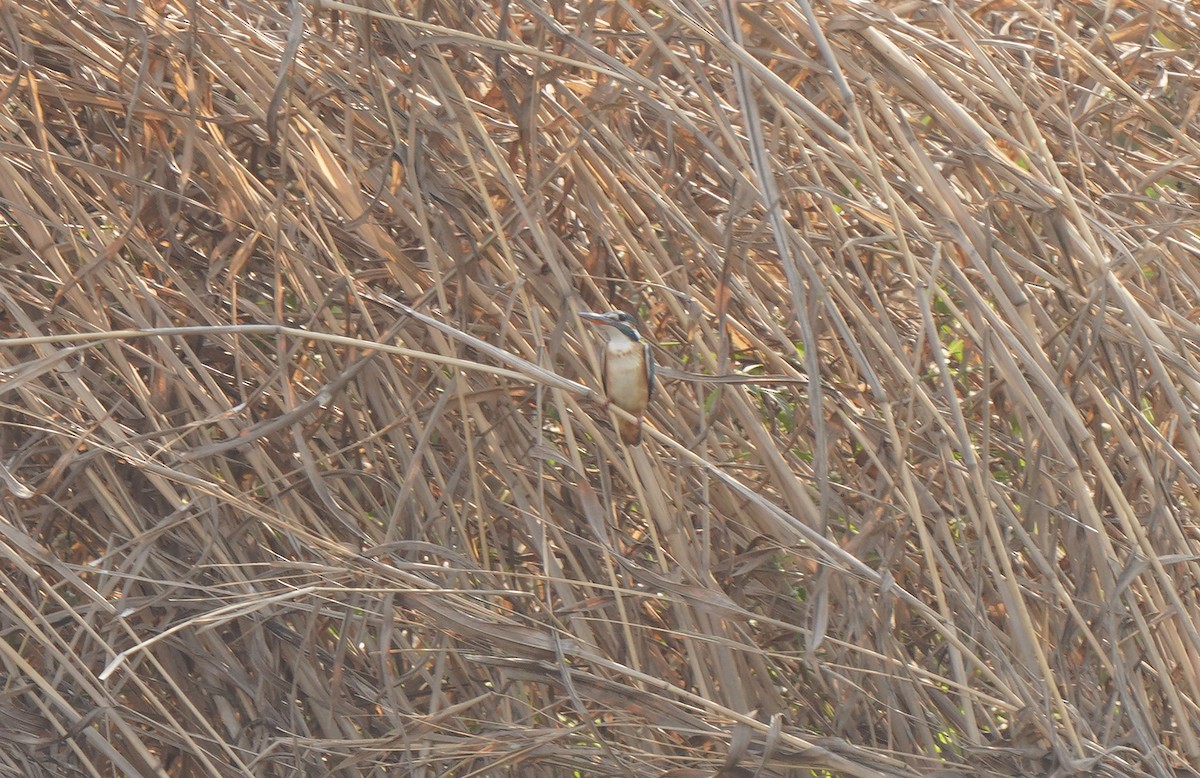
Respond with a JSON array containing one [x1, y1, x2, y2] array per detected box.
[[618, 418, 642, 446]]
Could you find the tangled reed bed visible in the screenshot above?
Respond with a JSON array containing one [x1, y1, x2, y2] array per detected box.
[[2, 0, 1200, 775]]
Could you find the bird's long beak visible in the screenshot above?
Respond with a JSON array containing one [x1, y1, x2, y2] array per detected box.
[[578, 311, 609, 325]]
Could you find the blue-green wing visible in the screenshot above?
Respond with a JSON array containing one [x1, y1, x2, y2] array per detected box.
[[644, 342, 655, 401], [600, 347, 609, 396]]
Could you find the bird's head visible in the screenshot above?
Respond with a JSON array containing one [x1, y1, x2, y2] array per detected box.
[[579, 310, 642, 342]]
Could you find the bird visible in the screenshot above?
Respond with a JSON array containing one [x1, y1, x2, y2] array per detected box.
[[579, 310, 655, 445]]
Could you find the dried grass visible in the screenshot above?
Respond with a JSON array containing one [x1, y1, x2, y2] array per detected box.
[[2, 0, 1200, 775]]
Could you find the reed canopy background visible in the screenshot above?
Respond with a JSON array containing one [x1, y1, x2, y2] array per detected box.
[[2, 0, 1199, 776]]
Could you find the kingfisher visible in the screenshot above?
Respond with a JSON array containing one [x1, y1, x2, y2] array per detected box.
[[579, 310, 655, 445]]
